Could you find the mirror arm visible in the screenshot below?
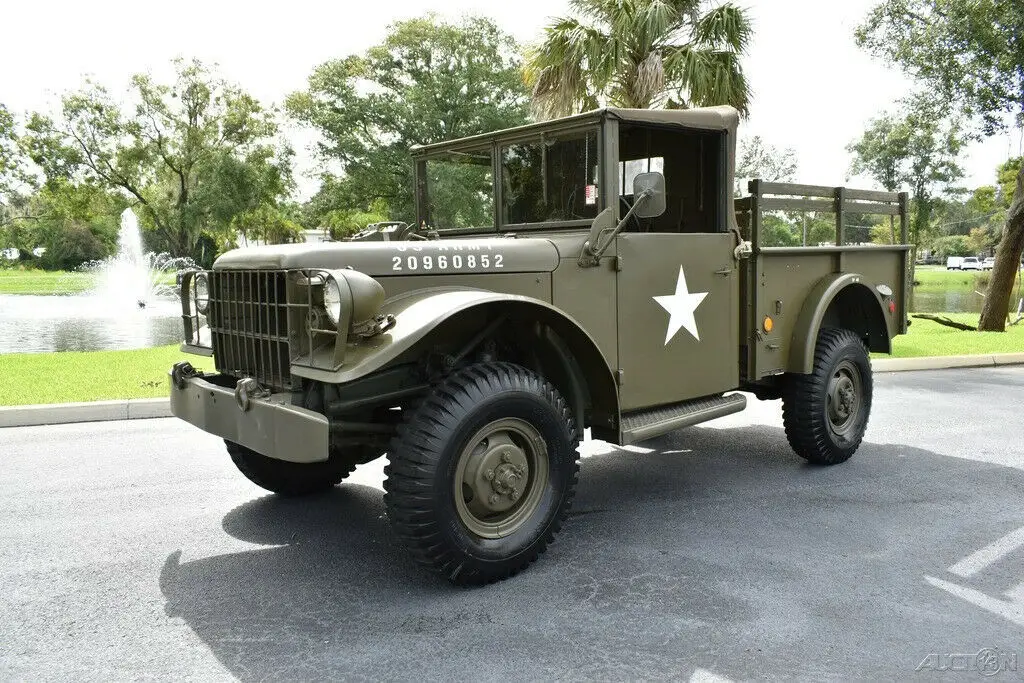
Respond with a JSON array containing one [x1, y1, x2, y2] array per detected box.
[[580, 189, 652, 266]]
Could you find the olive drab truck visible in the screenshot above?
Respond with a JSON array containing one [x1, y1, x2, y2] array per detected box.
[[168, 106, 911, 584]]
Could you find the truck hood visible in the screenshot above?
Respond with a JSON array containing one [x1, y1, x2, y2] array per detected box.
[[212, 237, 561, 275]]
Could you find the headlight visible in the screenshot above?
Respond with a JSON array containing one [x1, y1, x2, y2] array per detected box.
[[194, 273, 210, 315], [323, 275, 343, 325]]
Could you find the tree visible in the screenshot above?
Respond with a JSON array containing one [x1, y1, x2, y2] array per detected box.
[[231, 204, 305, 247], [857, 0, 1024, 330], [1, 104, 26, 206], [0, 103, 39, 236], [760, 215, 801, 247], [288, 15, 529, 223], [930, 234, 972, 259], [524, 0, 752, 119], [847, 93, 965, 248], [25, 59, 291, 264], [323, 209, 388, 240], [735, 135, 798, 194]]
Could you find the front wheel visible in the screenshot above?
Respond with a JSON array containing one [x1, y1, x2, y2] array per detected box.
[[384, 362, 579, 585], [782, 327, 873, 465]]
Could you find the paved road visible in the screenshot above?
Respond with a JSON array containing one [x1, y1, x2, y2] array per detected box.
[[2, 368, 1023, 681]]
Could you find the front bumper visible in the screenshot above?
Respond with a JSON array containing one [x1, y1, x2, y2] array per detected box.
[[169, 365, 329, 464]]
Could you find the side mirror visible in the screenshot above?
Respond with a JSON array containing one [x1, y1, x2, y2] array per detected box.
[[577, 172, 667, 267], [632, 172, 666, 218]]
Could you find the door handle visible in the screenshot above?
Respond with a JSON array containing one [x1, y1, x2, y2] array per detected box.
[[714, 267, 732, 276]]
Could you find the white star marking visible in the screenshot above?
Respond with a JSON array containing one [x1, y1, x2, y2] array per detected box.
[[653, 266, 709, 344]]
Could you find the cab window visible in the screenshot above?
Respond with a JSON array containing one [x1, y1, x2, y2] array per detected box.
[[618, 124, 725, 233], [501, 129, 600, 227]]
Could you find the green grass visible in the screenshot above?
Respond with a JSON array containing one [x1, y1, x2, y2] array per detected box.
[[0, 268, 177, 295], [0, 269, 100, 295], [912, 265, 990, 291], [881, 312, 1024, 359], [0, 345, 210, 406]]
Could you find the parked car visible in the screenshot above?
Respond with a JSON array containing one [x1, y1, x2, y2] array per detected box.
[[961, 256, 982, 271], [982, 257, 995, 270], [946, 256, 964, 270]]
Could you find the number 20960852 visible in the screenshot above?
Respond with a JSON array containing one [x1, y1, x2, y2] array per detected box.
[[390, 253, 504, 272]]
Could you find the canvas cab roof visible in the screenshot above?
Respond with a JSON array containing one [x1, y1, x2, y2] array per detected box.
[[410, 105, 740, 156]]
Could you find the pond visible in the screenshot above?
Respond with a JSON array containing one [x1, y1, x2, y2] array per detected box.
[[910, 288, 986, 314], [0, 294, 182, 354]]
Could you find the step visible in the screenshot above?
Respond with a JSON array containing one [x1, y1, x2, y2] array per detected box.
[[620, 393, 747, 445]]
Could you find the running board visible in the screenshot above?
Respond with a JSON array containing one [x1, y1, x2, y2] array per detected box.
[[620, 393, 747, 445]]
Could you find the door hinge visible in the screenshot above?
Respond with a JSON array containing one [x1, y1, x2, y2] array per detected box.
[[616, 369, 625, 385], [614, 255, 624, 271]]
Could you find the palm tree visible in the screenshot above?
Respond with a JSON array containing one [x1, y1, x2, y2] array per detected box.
[[524, 0, 752, 119]]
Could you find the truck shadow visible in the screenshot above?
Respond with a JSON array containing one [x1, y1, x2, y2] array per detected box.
[[159, 425, 1024, 680]]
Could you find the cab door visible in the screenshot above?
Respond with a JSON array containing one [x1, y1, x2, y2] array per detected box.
[[615, 232, 738, 412]]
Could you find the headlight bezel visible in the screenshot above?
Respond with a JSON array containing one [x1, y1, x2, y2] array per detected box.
[[194, 272, 210, 315]]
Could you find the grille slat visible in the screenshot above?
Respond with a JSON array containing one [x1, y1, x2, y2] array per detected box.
[[209, 270, 292, 391]]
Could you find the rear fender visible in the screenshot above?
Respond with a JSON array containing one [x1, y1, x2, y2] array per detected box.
[[788, 273, 892, 375]]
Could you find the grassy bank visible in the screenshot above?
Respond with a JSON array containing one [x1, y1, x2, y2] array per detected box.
[[0, 345, 210, 406], [884, 312, 1024, 358], [0, 269, 99, 295]]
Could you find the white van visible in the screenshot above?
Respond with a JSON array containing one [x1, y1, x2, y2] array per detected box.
[[946, 256, 964, 270]]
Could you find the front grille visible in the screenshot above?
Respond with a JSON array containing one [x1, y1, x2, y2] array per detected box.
[[208, 270, 293, 391]]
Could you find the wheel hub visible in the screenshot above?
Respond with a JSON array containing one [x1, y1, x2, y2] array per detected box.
[[827, 361, 862, 435], [463, 433, 530, 514], [453, 418, 549, 539]]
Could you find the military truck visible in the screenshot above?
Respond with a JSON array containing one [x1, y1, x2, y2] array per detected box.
[[169, 106, 911, 584]]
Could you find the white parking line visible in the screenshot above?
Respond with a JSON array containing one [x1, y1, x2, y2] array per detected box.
[[948, 525, 1024, 578], [925, 576, 1024, 628]]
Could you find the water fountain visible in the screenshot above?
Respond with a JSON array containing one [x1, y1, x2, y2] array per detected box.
[[85, 209, 195, 309], [0, 209, 196, 354]]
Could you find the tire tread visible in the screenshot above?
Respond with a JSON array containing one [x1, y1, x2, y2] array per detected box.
[[384, 361, 579, 585]]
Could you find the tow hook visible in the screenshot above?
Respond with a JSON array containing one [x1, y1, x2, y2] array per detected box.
[[170, 361, 200, 390], [234, 378, 261, 413]]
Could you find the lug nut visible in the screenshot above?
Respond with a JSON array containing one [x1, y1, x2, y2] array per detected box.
[[501, 452, 511, 463], [510, 489, 520, 501], [489, 494, 500, 505], [485, 469, 494, 481]]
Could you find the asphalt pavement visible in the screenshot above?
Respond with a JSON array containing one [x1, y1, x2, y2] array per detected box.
[[1, 367, 1023, 681]]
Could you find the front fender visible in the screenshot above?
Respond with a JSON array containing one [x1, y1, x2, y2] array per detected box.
[[788, 273, 892, 375], [290, 287, 615, 389]]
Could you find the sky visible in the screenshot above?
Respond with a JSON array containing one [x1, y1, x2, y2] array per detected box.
[[2, 0, 1020, 199]]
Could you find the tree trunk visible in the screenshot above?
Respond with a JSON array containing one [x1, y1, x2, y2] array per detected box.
[[978, 164, 1024, 331]]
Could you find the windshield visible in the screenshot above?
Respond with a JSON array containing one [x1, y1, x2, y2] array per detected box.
[[423, 148, 494, 231]]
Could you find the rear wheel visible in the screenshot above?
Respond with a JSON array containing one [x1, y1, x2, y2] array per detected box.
[[226, 441, 379, 496], [384, 362, 579, 585], [782, 327, 872, 465]]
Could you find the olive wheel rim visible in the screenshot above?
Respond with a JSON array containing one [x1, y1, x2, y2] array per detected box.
[[452, 417, 549, 539], [826, 359, 863, 437]]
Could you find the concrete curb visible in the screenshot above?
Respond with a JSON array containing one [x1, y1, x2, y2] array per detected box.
[[2, 353, 1023, 429], [0, 398, 171, 429], [871, 352, 1024, 372]]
